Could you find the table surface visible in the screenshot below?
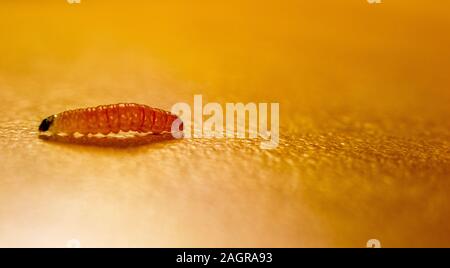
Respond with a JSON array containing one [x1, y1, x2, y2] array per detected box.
[[0, 0, 449, 247]]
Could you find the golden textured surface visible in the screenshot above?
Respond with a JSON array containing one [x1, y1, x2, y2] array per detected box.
[[0, 1, 449, 247]]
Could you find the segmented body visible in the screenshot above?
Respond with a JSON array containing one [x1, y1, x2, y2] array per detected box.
[[42, 103, 181, 134]]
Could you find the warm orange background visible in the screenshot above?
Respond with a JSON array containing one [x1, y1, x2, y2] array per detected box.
[[0, 0, 449, 247]]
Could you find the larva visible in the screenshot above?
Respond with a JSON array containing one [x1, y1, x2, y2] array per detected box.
[[38, 103, 183, 135]]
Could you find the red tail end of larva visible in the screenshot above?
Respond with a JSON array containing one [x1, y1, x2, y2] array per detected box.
[[39, 103, 183, 135]]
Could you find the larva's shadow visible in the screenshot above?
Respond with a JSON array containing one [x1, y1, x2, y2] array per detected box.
[[38, 132, 181, 148]]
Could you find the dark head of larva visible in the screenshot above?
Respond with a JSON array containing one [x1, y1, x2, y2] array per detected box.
[[38, 115, 55, 132]]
